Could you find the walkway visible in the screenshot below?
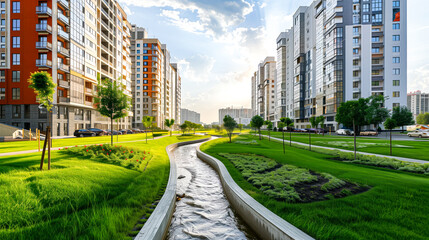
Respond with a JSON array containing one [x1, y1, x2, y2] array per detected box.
[[264, 135, 429, 164], [0, 135, 168, 157]]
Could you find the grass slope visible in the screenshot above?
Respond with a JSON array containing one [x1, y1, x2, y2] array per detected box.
[[259, 131, 429, 160], [201, 135, 429, 240], [0, 135, 206, 240]]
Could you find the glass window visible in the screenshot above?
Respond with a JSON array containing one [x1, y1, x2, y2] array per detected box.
[[393, 1, 400, 7], [12, 19, 20, 30], [393, 46, 400, 52], [12, 71, 20, 82], [363, 14, 370, 23], [372, 14, 382, 23], [0, 105, 4, 118], [12, 36, 20, 48], [12, 88, 20, 99], [0, 87, 5, 99], [12, 105, 21, 118], [372, 36, 380, 42], [12, 53, 20, 65], [393, 57, 400, 63], [143, 56, 149, 60], [393, 23, 400, 29], [393, 91, 400, 98], [372, 48, 380, 53], [393, 80, 400, 86], [143, 43, 148, 47], [393, 35, 400, 41], [12, 1, 20, 13], [362, 3, 370, 12], [393, 68, 400, 75], [372, 0, 382, 11]]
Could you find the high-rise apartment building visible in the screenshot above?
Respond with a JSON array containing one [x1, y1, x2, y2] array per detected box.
[[130, 25, 181, 129], [266, 0, 407, 130], [0, 0, 133, 136], [408, 91, 429, 121], [180, 108, 200, 124], [251, 57, 276, 121], [218, 107, 252, 125]]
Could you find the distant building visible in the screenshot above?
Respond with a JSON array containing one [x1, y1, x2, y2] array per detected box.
[[219, 107, 252, 125], [408, 91, 429, 120], [180, 108, 200, 124]]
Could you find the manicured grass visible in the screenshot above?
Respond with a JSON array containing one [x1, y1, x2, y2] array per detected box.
[[0, 135, 207, 240], [258, 130, 429, 161], [0, 132, 167, 154], [201, 135, 429, 240]]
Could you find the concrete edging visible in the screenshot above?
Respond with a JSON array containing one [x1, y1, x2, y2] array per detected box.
[[196, 143, 314, 240], [134, 138, 210, 240]]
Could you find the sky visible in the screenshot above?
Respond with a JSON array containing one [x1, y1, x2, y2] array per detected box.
[[119, 0, 429, 124]]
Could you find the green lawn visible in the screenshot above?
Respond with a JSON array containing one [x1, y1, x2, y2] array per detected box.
[[258, 131, 429, 161], [0, 132, 168, 154], [201, 135, 429, 240], [0, 135, 207, 240]]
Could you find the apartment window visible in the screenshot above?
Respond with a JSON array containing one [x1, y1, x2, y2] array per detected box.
[[24, 104, 30, 119], [0, 105, 4, 118], [353, 38, 359, 44], [393, 91, 400, 98], [393, 57, 400, 63], [0, 19, 4, 26], [393, 68, 400, 75], [136, 50, 140, 54], [143, 74, 148, 78], [372, 48, 380, 53], [372, 14, 382, 23], [143, 86, 148, 90], [39, 107, 47, 119], [393, 23, 400, 30], [143, 50, 148, 54], [137, 43, 140, 48], [12, 2, 20, 13], [363, 14, 370, 23], [393, 1, 400, 7], [143, 62, 148, 66], [12, 105, 21, 118], [143, 43, 148, 47], [0, 87, 4, 99], [372, 0, 382, 11], [353, 48, 359, 54], [372, 70, 380, 75], [0, 70, 4, 82], [137, 56, 140, 60], [143, 68, 148, 72], [12, 71, 20, 82], [353, 82, 359, 88], [372, 36, 380, 42], [362, 3, 370, 12], [353, 71, 360, 77], [12, 54, 20, 65], [393, 46, 400, 52], [372, 81, 380, 86], [0, 2, 4, 8], [12, 88, 20, 100], [393, 80, 400, 86], [143, 80, 148, 84], [136, 74, 140, 78], [137, 86, 140, 90], [137, 80, 140, 84], [137, 68, 140, 72], [393, 35, 400, 41], [143, 92, 148, 96], [353, 93, 360, 99], [393, 103, 400, 108], [12, 19, 20, 30], [137, 62, 141, 66], [12, 36, 20, 48], [143, 56, 148, 60]]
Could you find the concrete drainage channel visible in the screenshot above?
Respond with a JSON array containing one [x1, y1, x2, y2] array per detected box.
[[135, 138, 314, 240]]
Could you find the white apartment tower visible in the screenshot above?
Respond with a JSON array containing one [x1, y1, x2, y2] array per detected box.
[[252, 57, 276, 121]]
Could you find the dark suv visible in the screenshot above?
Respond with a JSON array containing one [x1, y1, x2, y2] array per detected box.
[[74, 129, 96, 137]]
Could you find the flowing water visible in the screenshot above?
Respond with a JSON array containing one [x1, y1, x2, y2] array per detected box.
[[167, 143, 259, 240]]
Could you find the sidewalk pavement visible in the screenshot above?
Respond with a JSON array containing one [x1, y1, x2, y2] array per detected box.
[[264, 135, 429, 164]]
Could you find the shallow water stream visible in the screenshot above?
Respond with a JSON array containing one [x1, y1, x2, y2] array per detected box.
[[167, 142, 258, 240]]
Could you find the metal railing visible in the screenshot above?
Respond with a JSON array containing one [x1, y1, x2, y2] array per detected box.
[[58, 0, 69, 10], [36, 24, 52, 33], [58, 63, 70, 72], [57, 45, 70, 56], [58, 11, 69, 25], [59, 97, 70, 103], [36, 59, 52, 67], [36, 41, 52, 50], [58, 28, 69, 39], [36, 6, 52, 15], [59, 80, 69, 88]]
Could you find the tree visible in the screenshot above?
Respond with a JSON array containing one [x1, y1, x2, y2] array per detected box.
[[336, 98, 369, 160], [223, 115, 237, 143], [416, 112, 429, 125], [264, 120, 273, 141], [317, 116, 326, 136], [367, 95, 389, 131], [251, 115, 264, 140], [142, 116, 154, 143], [165, 119, 175, 136], [28, 71, 56, 170], [237, 124, 244, 133], [94, 77, 130, 146], [281, 117, 294, 146], [392, 106, 415, 132], [184, 121, 194, 134], [180, 122, 188, 134], [384, 118, 397, 156], [278, 122, 286, 154]]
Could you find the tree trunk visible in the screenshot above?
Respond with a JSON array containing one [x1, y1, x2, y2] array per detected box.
[[282, 131, 285, 154], [258, 129, 261, 140], [229, 133, 232, 143], [152, 127, 154, 140], [40, 130, 48, 170], [309, 131, 311, 151], [289, 129, 292, 147], [353, 120, 357, 160], [145, 130, 148, 143], [111, 116, 113, 146], [268, 130, 270, 141], [390, 129, 393, 156], [47, 127, 51, 170]]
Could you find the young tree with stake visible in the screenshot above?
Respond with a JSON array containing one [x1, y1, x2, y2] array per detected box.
[[384, 118, 397, 156], [264, 120, 273, 141], [223, 115, 237, 143], [251, 115, 264, 140], [165, 119, 175, 136], [142, 116, 154, 143], [278, 122, 286, 154]]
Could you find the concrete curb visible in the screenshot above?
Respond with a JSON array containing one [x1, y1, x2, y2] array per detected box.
[[196, 143, 314, 240], [134, 138, 210, 240]]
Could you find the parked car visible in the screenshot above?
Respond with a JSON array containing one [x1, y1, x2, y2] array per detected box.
[[119, 129, 134, 135], [336, 129, 351, 135], [107, 130, 122, 135], [360, 129, 378, 136], [316, 128, 327, 133], [126, 129, 134, 134], [74, 129, 96, 137], [131, 128, 142, 133], [87, 128, 108, 136], [407, 130, 429, 138]]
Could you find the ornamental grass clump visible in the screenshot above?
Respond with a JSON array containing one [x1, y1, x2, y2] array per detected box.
[[63, 144, 152, 171]]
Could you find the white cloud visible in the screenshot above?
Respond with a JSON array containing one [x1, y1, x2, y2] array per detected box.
[[122, 5, 134, 16], [160, 10, 205, 33]]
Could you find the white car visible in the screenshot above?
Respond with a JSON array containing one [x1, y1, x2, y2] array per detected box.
[[407, 130, 429, 138], [336, 129, 353, 136]]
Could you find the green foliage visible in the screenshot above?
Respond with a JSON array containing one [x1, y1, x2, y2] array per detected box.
[[280, 117, 294, 127], [336, 98, 369, 131], [142, 116, 154, 129], [223, 115, 237, 143], [251, 115, 264, 139], [277, 122, 285, 131], [28, 71, 56, 110], [317, 116, 325, 129], [309, 116, 319, 128], [164, 119, 175, 129], [367, 95, 389, 128], [264, 120, 273, 131], [416, 112, 429, 125], [392, 106, 415, 130], [384, 118, 397, 130], [180, 123, 188, 134], [94, 78, 130, 120]]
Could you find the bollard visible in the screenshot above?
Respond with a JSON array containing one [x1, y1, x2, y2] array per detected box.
[[37, 129, 40, 152], [29, 129, 32, 141]]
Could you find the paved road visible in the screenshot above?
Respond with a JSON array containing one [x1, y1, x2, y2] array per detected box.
[[265, 135, 428, 164], [327, 132, 428, 141]]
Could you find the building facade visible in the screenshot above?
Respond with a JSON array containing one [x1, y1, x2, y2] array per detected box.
[[0, 0, 134, 136], [408, 91, 429, 121], [180, 108, 200, 124], [261, 0, 408, 130], [251, 57, 276, 121], [218, 107, 252, 125]]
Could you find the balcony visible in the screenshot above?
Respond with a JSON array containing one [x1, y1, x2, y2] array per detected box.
[[57, 45, 70, 57], [36, 24, 52, 33], [58, 97, 70, 103], [36, 59, 52, 68], [85, 88, 93, 95], [352, 53, 361, 59], [353, 88, 361, 92], [58, 28, 69, 40], [58, 63, 70, 73], [353, 65, 361, 70], [58, 0, 69, 10], [353, 77, 361, 82], [36, 41, 52, 50], [58, 80, 69, 88], [353, 42, 360, 48], [85, 101, 93, 107], [36, 6, 52, 16], [57, 11, 69, 25], [372, 87, 384, 92], [101, 7, 109, 18]]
